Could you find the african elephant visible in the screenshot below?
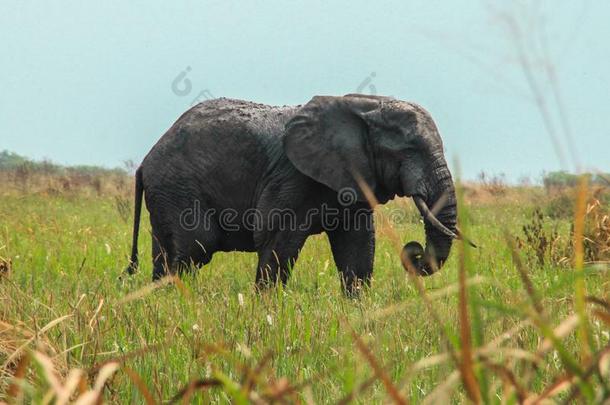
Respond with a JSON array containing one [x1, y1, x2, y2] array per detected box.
[[125, 94, 458, 295]]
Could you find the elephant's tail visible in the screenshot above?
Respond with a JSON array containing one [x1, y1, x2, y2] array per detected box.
[[126, 167, 144, 274]]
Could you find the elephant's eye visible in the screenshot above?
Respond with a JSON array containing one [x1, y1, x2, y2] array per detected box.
[[401, 145, 421, 157]]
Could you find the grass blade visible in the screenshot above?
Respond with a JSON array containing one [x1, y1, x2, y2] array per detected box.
[[573, 176, 591, 360], [456, 177, 482, 404], [5, 352, 30, 400], [348, 323, 409, 405], [123, 366, 157, 405]]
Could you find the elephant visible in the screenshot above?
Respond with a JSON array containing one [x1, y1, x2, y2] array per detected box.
[[125, 94, 459, 295]]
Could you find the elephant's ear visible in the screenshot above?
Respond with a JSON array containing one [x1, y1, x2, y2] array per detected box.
[[283, 95, 379, 201]]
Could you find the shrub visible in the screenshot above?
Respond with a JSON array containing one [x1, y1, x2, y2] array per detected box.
[[0, 150, 130, 196], [517, 208, 570, 267], [580, 193, 610, 263], [522, 188, 610, 267], [477, 171, 507, 196], [543, 171, 610, 191], [545, 191, 575, 219]]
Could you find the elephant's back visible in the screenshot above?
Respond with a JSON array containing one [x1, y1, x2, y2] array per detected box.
[[141, 98, 299, 209]]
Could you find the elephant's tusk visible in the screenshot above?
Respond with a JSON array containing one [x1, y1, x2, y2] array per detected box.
[[456, 226, 478, 248], [413, 196, 458, 239]]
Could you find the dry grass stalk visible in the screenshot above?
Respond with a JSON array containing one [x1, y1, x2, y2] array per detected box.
[[348, 325, 409, 405], [573, 177, 591, 361], [121, 365, 156, 405], [1, 316, 71, 376], [457, 211, 481, 404]]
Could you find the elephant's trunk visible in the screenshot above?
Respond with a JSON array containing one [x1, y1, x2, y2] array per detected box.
[[402, 161, 457, 276]]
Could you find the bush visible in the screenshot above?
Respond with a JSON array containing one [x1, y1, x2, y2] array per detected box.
[[545, 192, 575, 219], [543, 171, 610, 191], [0, 150, 130, 196], [0, 150, 29, 169], [477, 171, 507, 196], [580, 193, 610, 263], [517, 208, 570, 267], [521, 188, 610, 267]]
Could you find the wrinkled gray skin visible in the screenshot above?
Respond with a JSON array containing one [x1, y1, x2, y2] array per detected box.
[[126, 94, 457, 295]]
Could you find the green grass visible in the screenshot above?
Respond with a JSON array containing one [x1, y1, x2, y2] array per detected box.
[[1, 193, 608, 403]]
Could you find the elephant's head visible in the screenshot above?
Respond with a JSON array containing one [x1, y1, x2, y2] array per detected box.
[[284, 94, 457, 276]]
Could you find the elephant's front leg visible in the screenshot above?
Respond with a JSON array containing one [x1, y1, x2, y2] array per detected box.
[[255, 232, 308, 289], [327, 215, 375, 296]]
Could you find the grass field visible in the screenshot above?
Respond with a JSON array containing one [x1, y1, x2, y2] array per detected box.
[[1, 178, 609, 403]]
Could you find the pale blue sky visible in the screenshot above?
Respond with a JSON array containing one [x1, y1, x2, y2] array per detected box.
[[1, 1, 608, 180]]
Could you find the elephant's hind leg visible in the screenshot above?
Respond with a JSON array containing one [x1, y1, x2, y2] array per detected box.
[[167, 218, 219, 279], [148, 195, 219, 281], [150, 231, 191, 281], [151, 234, 169, 280], [152, 232, 217, 281], [255, 232, 308, 289]]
